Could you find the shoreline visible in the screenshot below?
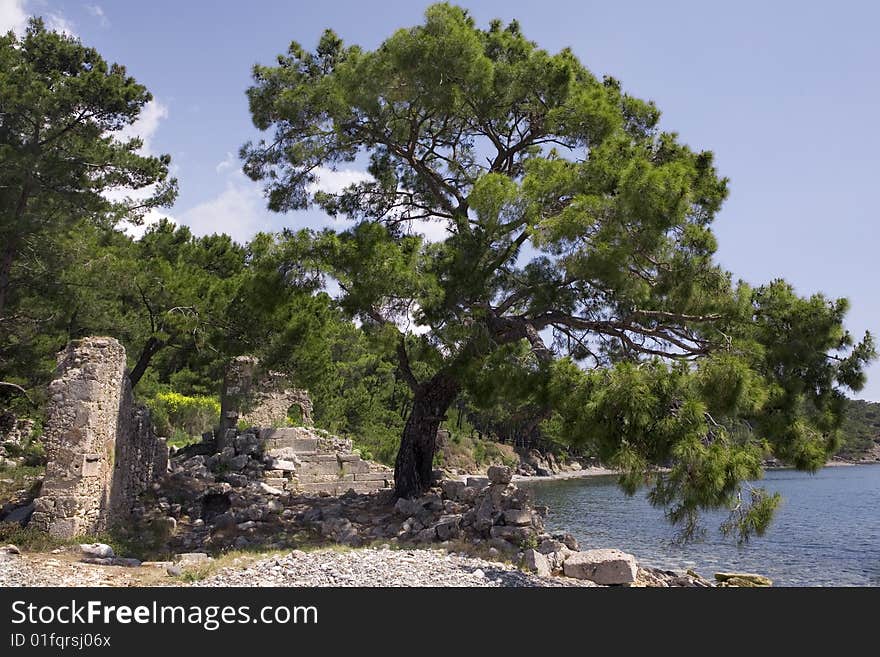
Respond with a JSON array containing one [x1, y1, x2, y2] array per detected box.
[[502, 458, 880, 485], [513, 467, 620, 483]]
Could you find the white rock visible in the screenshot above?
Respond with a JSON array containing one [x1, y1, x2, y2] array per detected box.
[[258, 482, 284, 495], [522, 549, 551, 577], [79, 543, 114, 559], [563, 549, 638, 585]]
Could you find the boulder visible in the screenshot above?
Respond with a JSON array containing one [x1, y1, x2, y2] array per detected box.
[[538, 539, 566, 555], [212, 512, 237, 533], [466, 476, 490, 489], [474, 496, 499, 532], [553, 531, 580, 551], [394, 497, 420, 517], [176, 552, 211, 565], [715, 572, 772, 587], [434, 515, 462, 541], [522, 549, 551, 577], [489, 525, 534, 544], [228, 454, 249, 471], [440, 479, 466, 501], [487, 465, 513, 485], [79, 543, 114, 559], [563, 549, 638, 585], [271, 459, 299, 472], [545, 549, 573, 572], [415, 527, 437, 543], [502, 509, 534, 526]]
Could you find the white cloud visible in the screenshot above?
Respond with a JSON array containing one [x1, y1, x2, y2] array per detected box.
[[175, 152, 269, 241], [84, 3, 108, 27], [0, 2, 75, 36], [0, 0, 28, 34], [178, 163, 454, 245], [409, 218, 451, 242], [307, 167, 451, 242], [180, 178, 268, 242], [45, 11, 74, 35], [307, 166, 373, 195], [215, 152, 237, 174], [122, 208, 176, 240], [117, 100, 168, 156], [105, 99, 175, 239]]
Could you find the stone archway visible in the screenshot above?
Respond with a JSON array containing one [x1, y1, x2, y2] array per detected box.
[[219, 357, 313, 435]]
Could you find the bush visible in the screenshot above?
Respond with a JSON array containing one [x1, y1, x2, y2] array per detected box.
[[146, 391, 220, 439]]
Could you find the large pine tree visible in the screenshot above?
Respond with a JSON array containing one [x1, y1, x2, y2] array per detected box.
[[242, 4, 874, 537]]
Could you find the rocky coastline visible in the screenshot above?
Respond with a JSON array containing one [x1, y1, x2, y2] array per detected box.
[[1, 421, 778, 588]]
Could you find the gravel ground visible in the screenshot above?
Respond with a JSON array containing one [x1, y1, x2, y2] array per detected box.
[[0, 551, 159, 587], [197, 547, 594, 587], [0, 546, 595, 587]]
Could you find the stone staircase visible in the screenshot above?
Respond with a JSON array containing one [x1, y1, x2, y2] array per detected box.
[[258, 428, 393, 495]]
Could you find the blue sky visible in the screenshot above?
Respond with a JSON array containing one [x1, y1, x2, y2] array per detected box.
[[3, 1, 879, 400]]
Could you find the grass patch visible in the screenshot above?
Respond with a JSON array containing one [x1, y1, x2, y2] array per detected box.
[[0, 525, 75, 553], [0, 464, 44, 502]]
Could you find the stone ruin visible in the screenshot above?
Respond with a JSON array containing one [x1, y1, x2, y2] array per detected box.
[[219, 356, 313, 436], [29, 337, 168, 538], [203, 426, 394, 496], [24, 340, 391, 541], [205, 354, 392, 497]]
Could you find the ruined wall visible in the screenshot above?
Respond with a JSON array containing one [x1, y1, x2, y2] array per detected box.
[[219, 356, 313, 436], [31, 337, 168, 538]]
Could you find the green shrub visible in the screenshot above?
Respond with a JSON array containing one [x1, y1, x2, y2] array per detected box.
[[146, 391, 220, 439]]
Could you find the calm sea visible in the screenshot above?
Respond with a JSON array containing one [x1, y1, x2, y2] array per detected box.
[[521, 463, 880, 586]]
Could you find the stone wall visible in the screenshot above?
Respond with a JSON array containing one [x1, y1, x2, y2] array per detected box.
[[30, 337, 168, 538], [219, 356, 313, 436]]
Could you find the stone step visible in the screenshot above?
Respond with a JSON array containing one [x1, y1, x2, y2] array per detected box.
[[296, 481, 387, 495], [354, 471, 394, 482], [298, 454, 338, 463], [267, 447, 317, 459], [340, 460, 370, 475], [298, 473, 356, 484], [299, 461, 342, 477], [259, 428, 318, 454]]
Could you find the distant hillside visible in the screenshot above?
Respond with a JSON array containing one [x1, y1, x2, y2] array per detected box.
[[837, 399, 880, 461]]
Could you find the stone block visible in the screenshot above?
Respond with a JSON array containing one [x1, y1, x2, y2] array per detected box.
[[563, 549, 638, 585], [354, 472, 393, 482], [339, 459, 369, 475], [298, 454, 338, 463], [299, 461, 342, 477], [487, 465, 513, 484], [489, 525, 534, 544], [523, 549, 551, 577], [502, 509, 534, 526], [440, 479, 466, 500]]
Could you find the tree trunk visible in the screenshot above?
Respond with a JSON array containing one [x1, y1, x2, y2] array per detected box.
[[393, 372, 460, 499], [128, 335, 164, 389]]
